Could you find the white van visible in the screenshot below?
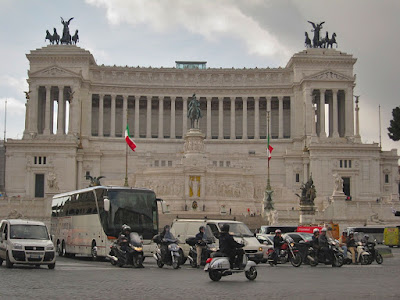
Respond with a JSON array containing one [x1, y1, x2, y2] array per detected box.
[[170, 219, 266, 263], [0, 219, 56, 269]]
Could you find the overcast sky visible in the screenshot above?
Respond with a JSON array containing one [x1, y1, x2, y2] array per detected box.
[[0, 0, 399, 156]]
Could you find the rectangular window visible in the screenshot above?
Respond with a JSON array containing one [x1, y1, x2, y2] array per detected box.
[[349, 160, 352, 168], [213, 161, 217, 166], [154, 160, 159, 167], [340, 160, 342, 168], [34, 156, 37, 164], [161, 160, 166, 167], [385, 174, 389, 184], [39, 157, 42, 164], [219, 161, 224, 167], [344, 160, 347, 168], [35, 174, 45, 198], [168, 161, 172, 167], [296, 173, 300, 183], [43, 157, 47, 165], [226, 161, 230, 167]]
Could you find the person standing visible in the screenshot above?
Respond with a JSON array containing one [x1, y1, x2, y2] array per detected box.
[[195, 226, 206, 267]]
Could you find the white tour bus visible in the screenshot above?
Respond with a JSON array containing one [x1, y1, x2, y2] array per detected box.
[[51, 186, 162, 259]]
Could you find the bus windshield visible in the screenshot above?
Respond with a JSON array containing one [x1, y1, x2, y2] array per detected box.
[[101, 189, 157, 239]]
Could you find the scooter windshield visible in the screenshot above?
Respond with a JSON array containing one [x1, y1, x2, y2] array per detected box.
[[129, 232, 142, 247]]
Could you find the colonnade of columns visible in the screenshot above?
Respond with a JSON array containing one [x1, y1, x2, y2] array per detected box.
[[311, 88, 354, 138], [27, 85, 73, 136], [91, 95, 292, 140]]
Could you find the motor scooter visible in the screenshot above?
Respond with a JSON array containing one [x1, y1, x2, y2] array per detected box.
[[153, 234, 182, 269], [185, 237, 217, 268], [108, 232, 144, 268], [365, 240, 383, 264], [204, 251, 257, 281]]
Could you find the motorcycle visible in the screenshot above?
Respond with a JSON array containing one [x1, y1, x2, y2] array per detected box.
[[185, 237, 217, 268], [267, 236, 302, 267], [109, 232, 144, 268], [307, 240, 344, 267], [204, 251, 257, 281], [153, 234, 182, 269], [365, 241, 383, 264]]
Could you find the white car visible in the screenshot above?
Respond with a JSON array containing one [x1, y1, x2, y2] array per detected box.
[[0, 219, 56, 269]]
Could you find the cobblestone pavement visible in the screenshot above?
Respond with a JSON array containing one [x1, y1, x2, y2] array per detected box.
[[1, 249, 399, 300]]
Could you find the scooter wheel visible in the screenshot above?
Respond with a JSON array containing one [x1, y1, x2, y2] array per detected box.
[[209, 270, 222, 281], [245, 267, 257, 281], [157, 260, 164, 268], [172, 261, 180, 269], [376, 253, 383, 264], [360, 255, 369, 265]]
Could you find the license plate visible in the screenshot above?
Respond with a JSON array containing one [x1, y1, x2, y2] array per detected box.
[[30, 255, 40, 259], [248, 254, 255, 258]]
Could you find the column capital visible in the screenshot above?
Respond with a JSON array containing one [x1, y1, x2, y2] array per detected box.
[[331, 88, 339, 94], [320, 88, 326, 93]]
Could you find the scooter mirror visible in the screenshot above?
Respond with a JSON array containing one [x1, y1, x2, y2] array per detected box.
[[104, 197, 110, 212]]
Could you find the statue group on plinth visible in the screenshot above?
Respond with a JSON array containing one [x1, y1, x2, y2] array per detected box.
[[298, 176, 316, 206], [188, 93, 202, 129], [45, 17, 79, 45], [305, 21, 337, 48]]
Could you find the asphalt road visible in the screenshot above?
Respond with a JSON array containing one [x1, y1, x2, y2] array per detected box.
[[1, 248, 399, 300]]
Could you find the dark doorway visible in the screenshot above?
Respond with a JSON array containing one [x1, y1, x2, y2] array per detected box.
[[342, 177, 350, 198]]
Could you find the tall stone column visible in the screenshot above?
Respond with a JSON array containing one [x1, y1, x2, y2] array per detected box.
[[304, 88, 313, 137], [254, 96, 259, 139], [278, 96, 283, 139], [28, 84, 39, 135], [183, 97, 188, 134], [110, 94, 116, 137], [122, 95, 127, 133], [243, 97, 248, 139], [68, 87, 75, 135], [98, 94, 104, 137], [57, 86, 65, 135], [158, 96, 164, 138], [44, 86, 51, 135], [146, 96, 152, 138], [206, 97, 211, 139], [319, 89, 326, 137], [135, 96, 140, 138], [170, 97, 176, 138], [355, 95, 360, 138], [230, 97, 235, 139], [311, 101, 317, 137], [218, 97, 223, 139], [345, 87, 354, 137], [332, 89, 339, 138], [266, 96, 271, 136]]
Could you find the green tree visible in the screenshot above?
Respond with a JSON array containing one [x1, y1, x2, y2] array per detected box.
[[388, 106, 400, 141]]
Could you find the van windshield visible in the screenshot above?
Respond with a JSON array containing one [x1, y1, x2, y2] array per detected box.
[[218, 222, 253, 237], [10, 225, 49, 240]]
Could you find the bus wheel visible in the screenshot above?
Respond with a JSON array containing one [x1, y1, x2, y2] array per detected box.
[[59, 241, 66, 257], [91, 241, 98, 261]]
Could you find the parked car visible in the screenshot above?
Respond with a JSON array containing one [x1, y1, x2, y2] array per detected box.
[[0, 219, 56, 269], [170, 219, 267, 264]]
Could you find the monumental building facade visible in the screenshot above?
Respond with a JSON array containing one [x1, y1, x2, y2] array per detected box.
[[2, 45, 399, 225]]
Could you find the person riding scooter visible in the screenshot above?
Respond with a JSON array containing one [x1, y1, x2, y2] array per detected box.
[[318, 227, 333, 262], [347, 232, 357, 264], [117, 224, 133, 262], [272, 229, 285, 265], [361, 234, 375, 259], [338, 230, 348, 260], [219, 224, 244, 269], [160, 225, 176, 261]]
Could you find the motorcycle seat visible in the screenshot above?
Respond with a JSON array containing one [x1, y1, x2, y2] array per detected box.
[[211, 252, 226, 258]]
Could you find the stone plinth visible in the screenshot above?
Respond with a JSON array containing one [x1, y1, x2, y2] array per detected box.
[[299, 204, 316, 225], [324, 193, 348, 221], [182, 129, 206, 167]]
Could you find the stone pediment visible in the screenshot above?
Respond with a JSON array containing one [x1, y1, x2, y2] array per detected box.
[[29, 66, 81, 79], [304, 70, 354, 82]]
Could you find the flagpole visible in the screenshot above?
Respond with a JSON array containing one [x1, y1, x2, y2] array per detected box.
[[124, 110, 129, 187], [267, 111, 271, 190]]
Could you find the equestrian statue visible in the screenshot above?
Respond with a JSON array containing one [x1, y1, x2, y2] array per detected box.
[[188, 93, 202, 129]]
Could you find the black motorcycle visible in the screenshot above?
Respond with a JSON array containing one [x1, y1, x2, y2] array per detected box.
[[109, 232, 144, 268], [365, 242, 383, 264], [306, 240, 344, 267], [185, 237, 217, 268]]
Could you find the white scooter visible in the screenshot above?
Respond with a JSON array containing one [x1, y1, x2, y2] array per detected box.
[[204, 252, 257, 281]]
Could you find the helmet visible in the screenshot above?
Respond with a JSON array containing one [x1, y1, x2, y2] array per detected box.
[[122, 224, 131, 232], [342, 230, 347, 234], [221, 224, 230, 232], [275, 229, 281, 234], [364, 234, 369, 239], [163, 225, 170, 231], [313, 228, 320, 234], [321, 228, 327, 232]]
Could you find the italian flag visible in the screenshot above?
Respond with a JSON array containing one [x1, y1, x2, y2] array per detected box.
[[125, 124, 136, 151], [267, 134, 273, 161]]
